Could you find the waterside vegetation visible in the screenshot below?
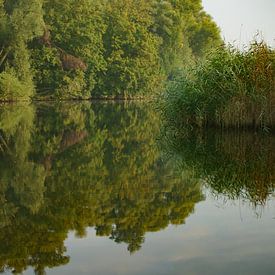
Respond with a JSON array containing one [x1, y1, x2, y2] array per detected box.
[[0, 0, 221, 101], [160, 42, 275, 131]]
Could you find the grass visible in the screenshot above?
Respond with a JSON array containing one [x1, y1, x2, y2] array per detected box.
[[160, 41, 275, 132]]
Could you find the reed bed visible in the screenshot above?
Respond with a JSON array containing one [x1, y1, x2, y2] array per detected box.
[[160, 41, 275, 131]]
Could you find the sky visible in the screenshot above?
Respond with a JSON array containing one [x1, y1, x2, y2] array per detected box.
[[202, 0, 275, 47]]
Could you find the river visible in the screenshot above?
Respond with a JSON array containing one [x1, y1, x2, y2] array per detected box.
[[0, 102, 274, 275]]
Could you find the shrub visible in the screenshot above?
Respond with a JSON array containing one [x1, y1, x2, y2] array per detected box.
[[0, 70, 33, 101]]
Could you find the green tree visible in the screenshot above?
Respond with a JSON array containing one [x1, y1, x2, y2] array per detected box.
[[31, 0, 106, 99], [0, 0, 44, 100], [0, 0, 222, 100], [187, 11, 222, 57], [152, 0, 192, 74], [94, 0, 162, 97]]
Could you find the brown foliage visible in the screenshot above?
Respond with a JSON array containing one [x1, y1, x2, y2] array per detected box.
[[38, 28, 88, 72], [60, 130, 88, 151], [38, 28, 51, 47], [60, 51, 88, 71]]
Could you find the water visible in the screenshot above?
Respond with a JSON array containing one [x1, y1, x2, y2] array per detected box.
[[0, 102, 274, 275]]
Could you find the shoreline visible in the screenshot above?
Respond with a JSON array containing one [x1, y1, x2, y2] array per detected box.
[[0, 96, 154, 104]]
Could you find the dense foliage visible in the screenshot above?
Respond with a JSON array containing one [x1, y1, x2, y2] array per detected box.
[[0, 0, 221, 100], [0, 0, 44, 100], [160, 42, 275, 131]]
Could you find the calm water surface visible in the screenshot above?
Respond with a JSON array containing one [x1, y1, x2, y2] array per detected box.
[[0, 102, 274, 275]]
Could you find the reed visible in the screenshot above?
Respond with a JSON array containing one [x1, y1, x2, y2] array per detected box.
[[160, 41, 275, 132]]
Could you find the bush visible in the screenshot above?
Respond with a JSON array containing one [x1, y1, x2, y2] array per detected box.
[[0, 70, 33, 101]]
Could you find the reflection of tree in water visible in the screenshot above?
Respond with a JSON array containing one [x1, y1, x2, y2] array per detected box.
[[0, 105, 46, 222], [0, 103, 203, 273], [162, 130, 275, 207]]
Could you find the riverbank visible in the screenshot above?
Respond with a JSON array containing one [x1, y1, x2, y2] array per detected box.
[[160, 42, 275, 132], [0, 95, 153, 104]]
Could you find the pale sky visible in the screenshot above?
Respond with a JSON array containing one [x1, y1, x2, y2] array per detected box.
[[202, 0, 275, 47]]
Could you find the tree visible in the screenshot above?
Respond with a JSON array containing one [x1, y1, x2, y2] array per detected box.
[[31, 0, 106, 99], [94, 0, 162, 97], [0, 0, 44, 100]]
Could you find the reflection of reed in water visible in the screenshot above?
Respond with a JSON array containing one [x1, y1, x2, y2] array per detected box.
[[162, 130, 275, 207]]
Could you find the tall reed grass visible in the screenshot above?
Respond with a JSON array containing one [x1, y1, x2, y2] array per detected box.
[[160, 41, 275, 131]]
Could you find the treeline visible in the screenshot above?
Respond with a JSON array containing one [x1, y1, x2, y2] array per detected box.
[[0, 0, 221, 101]]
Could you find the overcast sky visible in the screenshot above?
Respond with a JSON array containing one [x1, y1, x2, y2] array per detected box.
[[202, 0, 275, 47]]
